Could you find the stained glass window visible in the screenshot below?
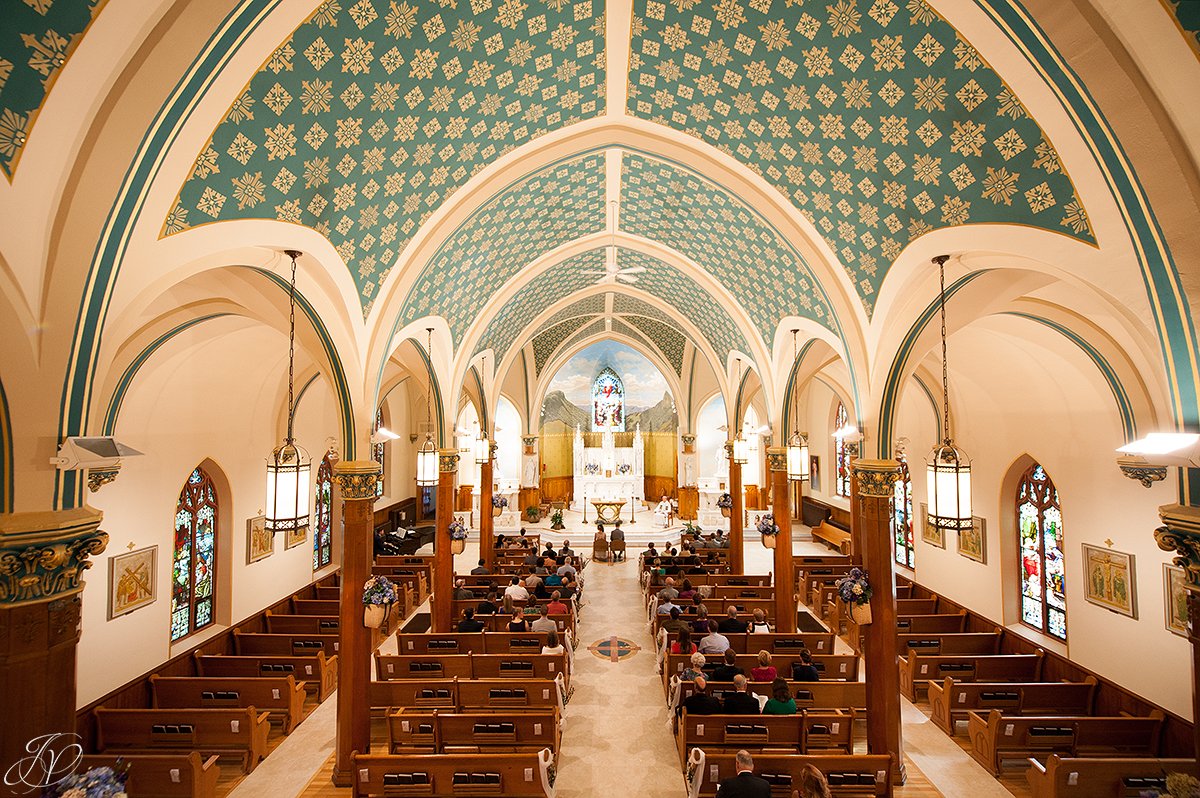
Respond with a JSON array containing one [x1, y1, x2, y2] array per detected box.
[[1018, 463, 1067, 640], [171, 466, 217, 642], [894, 454, 915, 568], [372, 407, 385, 498], [834, 402, 850, 497], [313, 452, 334, 571], [591, 367, 625, 431]]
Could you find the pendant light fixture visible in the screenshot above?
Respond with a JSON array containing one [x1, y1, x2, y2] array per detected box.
[[473, 357, 490, 465], [786, 329, 810, 482], [416, 327, 438, 487], [732, 357, 749, 465], [926, 255, 973, 530], [265, 250, 311, 534]]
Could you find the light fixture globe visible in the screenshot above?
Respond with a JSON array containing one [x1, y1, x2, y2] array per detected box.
[[732, 433, 749, 465], [787, 432, 809, 482], [416, 433, 438, 487], [474, 431, 490, 465], [926, 442, 972, 530], [266, 441, 311, 533]]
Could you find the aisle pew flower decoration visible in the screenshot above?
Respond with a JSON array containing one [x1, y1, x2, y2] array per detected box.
[[756, 513, 779, 548], [716, 493, 733, 509], [835, 567, 874, 624], [47, 765, 128, 798], [362, 574, 398, 628]]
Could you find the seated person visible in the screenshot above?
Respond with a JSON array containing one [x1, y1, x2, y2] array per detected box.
[[657, 577, 679, 602], [540, 629, 565, 656], [594, 523, 606, 541], [761, 678, 798, 715], [797, 764, 833, 798], [691, 606, 711, 636], [712, 529, 729, 549], [543, 556, 559, 572], [456, 608, 485, 632], [524, 571, 543, 595], [542, 543, 558, 559], [660, 606, 689, 635], [470, 558, 490, 575], [698, 620, 732, 655], [718, 605, 748, 634], [504, 577, 530, 601], [557, 557, 577, 579], [559, 540, 575, 558], [681, 651, 707, 682], [506, 610, 528, 632], [545, 570, 564, 588], [750, 650, 777, 682], [677, 579, 696, 601], [722, 674, 761, 715], [747, 608, 771, 633], [711, 648, 743, 682], [475, 592, 499, 615], [643, 543, 659, 560], [790, 648, 821, 682], [680, 675, 722, 715], [657, 597, 680, 616], [654, 495, 673, 527], [546, 591, 569, 615], [522, 550, 540, 568], [454, 579, 474, 601], [670, 626, 698, 655], [531, 604, 558, 633]]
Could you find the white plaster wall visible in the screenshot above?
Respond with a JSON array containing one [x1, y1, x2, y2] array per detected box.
[[79, 322, 340, 707]]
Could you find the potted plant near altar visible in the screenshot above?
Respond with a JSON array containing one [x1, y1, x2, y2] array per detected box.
[[524, 505, 541, 523], [682, 520, 702, 543], [756, 514, 779, 549], [46, 765, 128, 797], [835, 567, 873, 625], [550, 509, 565, 530], [717, 492, 733, 517], [362, 575, 398, 629], [447, 518, 468, 555], [492, 495, 508, 517]]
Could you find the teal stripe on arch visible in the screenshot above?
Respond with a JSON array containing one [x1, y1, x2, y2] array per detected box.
[[410, 341, 445, 447], [876, 272, 990, 452], [977, 1, 1200, 432], [1003, 312, 1137, 442], [780, 340, 817, 431], [0, 377, 11, 514], [102, 314, 232, 434], [913, 374, 944, 442], [55, 0, 283, 510], [470, 368, 488, 433]]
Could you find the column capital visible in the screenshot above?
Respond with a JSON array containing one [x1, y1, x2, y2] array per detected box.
[[1119, 458, 1168, 488], [723, 440, 734, 457], [851, 458, 901, 498], [439, 449, 460, 473], [766, 446, 789, 472], [0, 506, 108, 606], [489, 442, 499, 460], [1156, 504, 1200, 591], [332, 460, 381, 500]]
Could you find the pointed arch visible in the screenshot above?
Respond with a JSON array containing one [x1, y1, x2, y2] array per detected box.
[[171, 463, 220, 642], [1015, 460, 1068, 641], [314, 451, 334, 571]]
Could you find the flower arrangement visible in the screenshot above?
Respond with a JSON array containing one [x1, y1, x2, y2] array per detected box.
[[491, 495, 508, 509], [448, 518, 468, 540], [756, 514, 779, 537], [835, 568, 872, 606], [47, 765, 128, 797], [584, 462, 600, 475], [716, 493, 733, 509], [362, 575, 398, 606], [550, 509, 565, 529], [683, 521, 702, 537], [616, 463, 632, 475], [1139, 773, 1200, 797]]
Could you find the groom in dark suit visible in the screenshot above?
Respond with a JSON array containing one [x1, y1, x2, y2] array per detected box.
[[715, 750, 771, 798]]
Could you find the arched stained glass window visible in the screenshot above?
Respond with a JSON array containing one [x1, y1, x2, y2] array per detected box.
[[1018, 463, 1067, 640], [591, 367, 625, 431], [313, 452, 334, 571], [894, 454, 914, 568], [172, 466, 217, 642], [834, 402, 850, 497], [372, 407, 385, 498]]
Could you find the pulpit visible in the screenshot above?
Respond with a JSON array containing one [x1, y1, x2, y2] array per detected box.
[[677, 486, 699, 520]]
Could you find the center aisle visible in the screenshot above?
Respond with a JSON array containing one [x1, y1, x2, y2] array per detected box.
[[554, 556, 686, 797]]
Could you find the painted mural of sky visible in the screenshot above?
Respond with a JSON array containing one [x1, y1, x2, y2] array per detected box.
[[545, 340, 669, 412]]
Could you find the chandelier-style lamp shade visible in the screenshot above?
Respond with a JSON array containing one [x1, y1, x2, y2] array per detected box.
[[925, 254, 973, 531], [732, 433, 750, 465], [787, 431, 810, 482], [265, 250, 311, 534], [416, 326, 438, 487], [474, 430, 490, 465]]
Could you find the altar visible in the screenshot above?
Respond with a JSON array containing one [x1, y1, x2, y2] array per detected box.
[[591, 500, 626, 523], [572, 424, 644, 505]]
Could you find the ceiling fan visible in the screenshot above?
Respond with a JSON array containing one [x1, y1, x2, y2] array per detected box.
[[584, 199, 646, 284]]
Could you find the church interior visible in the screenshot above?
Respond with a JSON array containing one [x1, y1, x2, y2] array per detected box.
[[3, 0, 1200, 795]]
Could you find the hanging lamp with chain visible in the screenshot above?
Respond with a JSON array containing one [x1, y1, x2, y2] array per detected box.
[[926, 255, 973, 530]]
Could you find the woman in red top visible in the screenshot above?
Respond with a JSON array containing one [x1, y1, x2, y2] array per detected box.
[[750, 649, 777, 682], [670, 626, 698, 654]]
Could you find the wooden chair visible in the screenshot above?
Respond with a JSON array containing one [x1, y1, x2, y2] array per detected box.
[[592, 536, 610, 563]]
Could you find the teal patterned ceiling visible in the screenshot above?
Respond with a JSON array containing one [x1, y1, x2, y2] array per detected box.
[[621, 152, 832, 341], [0, 0, 107, 177], [166, 0, 605, 310], [400, 151, 605, 338], [612, 293, 674, 325], [1164, 0, 1200, 58], [624, 313, 686, 374], [473, 248, 606, 360], [533, 315, 595, 374], [561, 318, 607, 358], [625, 0, 1094, 313], [536, 292, 607, 334]]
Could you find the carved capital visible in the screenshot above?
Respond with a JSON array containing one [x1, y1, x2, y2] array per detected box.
[[86, 464, 121, 493], [723, 440, 734, 458], [0, 507, 108, 606], [844, 440, 861, 459], [489, 442, 499, 460], [331, 459, 382, 501], [521, 436, 538, 447], [681, 434, 696, 446], [851, 458, 901, 498], [1156, 504, 1200, 591], [766, 447, 789, 472], [1118, 458, 1168, 488], [439, 448, 460, 473]]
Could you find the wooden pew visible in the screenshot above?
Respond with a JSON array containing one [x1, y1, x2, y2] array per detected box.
[[965, 709, 1165, 776], [811, 521, 852, 555], [928, 676, 1098, 735], [896, 631, 1001, 656], [895, 598, 939, 615], [375, 653, 568, 682], [397, 632, 552, 655], [664, 652, 859, 689], [388, 709, 559, 753], [314, 585, 340, 600], [351, 749, 555, 798], [150, 674, 308, 735], [292, 598, 340, 615], [94, 707, 271, 774], [677, 709, 857, 763], [899, 651, 1044, 702], [480, 613, 575, 637], [662, 631, 838, 656], [470, 654, 569, 682], [684, 749, 892, 797], [1025, 755, 1199, 798], [233, 630, 340, 657], [676, 679, 867, 713], [264, 611, 340, 634], [193, 651, 339, 702], [711, 585, 774, 600], [77, 753, 220, 798], [894, 612, 967, 633], [369, 676, 566, 713]]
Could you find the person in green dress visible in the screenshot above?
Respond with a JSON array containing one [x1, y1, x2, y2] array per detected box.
[[761, 678, 797, 715]]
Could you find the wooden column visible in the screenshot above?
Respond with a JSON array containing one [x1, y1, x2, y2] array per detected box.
[[330, 460, 380, 786], [0, 507, 106, 780], [479, 443, 496, 570], [850, 458, 905, 784], [432, 449, 459, 633], [767, 448, 796, 633], [726, 441, 744, 574], [1154, 503, 1200, 762]]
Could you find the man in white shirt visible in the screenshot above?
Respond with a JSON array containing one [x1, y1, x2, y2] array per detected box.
[[556, 557, 577, 579], [698, 620, 732, 655], [654, 495, 672, 527], [504, 577, 529, 601]]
